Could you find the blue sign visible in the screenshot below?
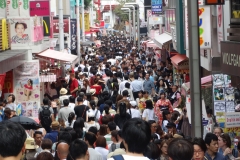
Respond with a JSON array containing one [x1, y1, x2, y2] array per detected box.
[[151, 0, 162, 14]]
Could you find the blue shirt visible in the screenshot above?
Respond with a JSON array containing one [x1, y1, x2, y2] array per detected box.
[[205, 151, 227, 160], [143, 79, 155, 94], [44, 130, 58, 143], [131, 80, 143, 92], [0, 109, 4, 122]]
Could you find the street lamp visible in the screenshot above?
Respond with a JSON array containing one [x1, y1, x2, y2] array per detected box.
[[124, 3, 140, 50], [123, 5, 136, 46], [121, 8, 132, 41]]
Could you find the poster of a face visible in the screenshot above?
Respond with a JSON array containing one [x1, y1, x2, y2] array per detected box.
[[214, 87, 225, 101], [15, 78, 40, 102], [10, 18, 31, 44]]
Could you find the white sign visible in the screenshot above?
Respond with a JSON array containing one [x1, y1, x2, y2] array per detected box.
[[185, 6, 212, 49], [198, 0, 205, 5], [225, 112, 240, 128], [170, 23, 177, 50], [147, 10, 152, 17], [148, 16, 164, 25], [217, 5, 224, 53]]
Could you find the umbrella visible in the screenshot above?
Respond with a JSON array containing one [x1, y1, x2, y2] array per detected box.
[[9, 116, 41, 130]]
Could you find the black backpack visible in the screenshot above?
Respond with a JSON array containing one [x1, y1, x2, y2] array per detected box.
[[40, 106, 52, 127]]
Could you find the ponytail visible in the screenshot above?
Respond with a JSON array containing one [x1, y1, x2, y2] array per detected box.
[[104, 104, 110, 115], [68, 112, 75, 126], [90, 100, 96, 110]]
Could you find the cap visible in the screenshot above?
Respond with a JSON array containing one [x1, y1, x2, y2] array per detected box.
[[51, 121, 60, 128], [166, 122, 176, 128], [129, 101, 137, 107], [25, 138, 36, 150]]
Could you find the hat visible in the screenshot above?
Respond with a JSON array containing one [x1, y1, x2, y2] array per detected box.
[[130, 101, 137, 107], [51, 121, 60, 128], [25, 138, 36, 150], [89, 89, 96, 95], [60, 88, 68, 95], [166, 122, 176, 128], [173, 134, 183, 139], [79, 72, 84, 75]]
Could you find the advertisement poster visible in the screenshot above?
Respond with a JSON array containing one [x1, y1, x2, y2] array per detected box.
[[225, 112, 240, 128], [0, 0, 6, 17], [14, 60, 40, 118], [19, 0, 29, 17], [9, 18, 31, 45], [199, 6, 211, 49], [151, 0, 162, 14], [6, 0, 19, 17], [29, 1, 50, 17], [53, 18, 69, 33], [214, 102, 226, 114], [217, 5, 224, 53], [32, 16, 44, 43], [80, 13, 90, 32], [70, 19, 77, 51]]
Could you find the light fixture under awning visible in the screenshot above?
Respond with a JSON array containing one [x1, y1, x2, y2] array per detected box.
[[36, 49, 78, 64], [153, 33, 172, 49]]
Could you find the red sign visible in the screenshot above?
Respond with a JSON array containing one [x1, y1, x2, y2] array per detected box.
[[99, 20, 105, 28], [53, 19, 70, 33], [2, 70, 13, 98], [30, 1, 50, 16]]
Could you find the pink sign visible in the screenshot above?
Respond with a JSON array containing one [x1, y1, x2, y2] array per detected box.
[[30, 1, 50, 16]]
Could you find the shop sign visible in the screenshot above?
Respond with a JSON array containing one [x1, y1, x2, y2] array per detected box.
[[217, 5, 224, 53], [43, 17, 50, 37], [19, 0, 29, 17], [151, 0, 162, 14], [30, 1, 50, 17], [185, 6, 212, 49], [225, 112, 240, 128], [2, 70, 13, 97], [70, 19, 77, 51], [221, 41, 240, 76], [170, 23, 177, 50], [53, 19, 69, 33], [205, 0, 225, 5], [6, 0, 19, 16], [80, 13, 90, 32]]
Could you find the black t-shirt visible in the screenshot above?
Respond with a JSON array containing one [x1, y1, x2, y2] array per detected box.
[[74, 105, 89, 121]]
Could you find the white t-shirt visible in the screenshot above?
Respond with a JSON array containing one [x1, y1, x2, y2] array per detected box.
[[142, 109, 155, 121], [69, 103, 75, 110], [108, 155, 150, 160], [95, 147, 109, 160], [65, 120, 76, 128], [85, 122, 100, 132], [127, 108, 141, 118], [87, 109, 101, 120]]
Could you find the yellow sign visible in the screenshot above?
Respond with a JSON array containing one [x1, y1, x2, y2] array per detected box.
[[80, 13, 90, 32], [1, 19, 9, 50]]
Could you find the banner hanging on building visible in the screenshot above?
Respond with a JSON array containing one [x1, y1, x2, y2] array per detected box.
[[30, 1, 50, 16], [80, 13, 90, 32], [217, 5, 224, 53], [70, 19, 77, 51]]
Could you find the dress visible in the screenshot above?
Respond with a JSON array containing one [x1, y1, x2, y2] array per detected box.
[[181, 114, 191, 137], [154, 99, 173, 124]]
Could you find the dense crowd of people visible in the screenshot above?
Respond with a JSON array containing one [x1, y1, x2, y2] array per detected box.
[[0, 34, 239, 160]]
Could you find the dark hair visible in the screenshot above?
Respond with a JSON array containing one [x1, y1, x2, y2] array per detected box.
[[43, 97, 49, 105], [145, 100, 153, 110], [124, 75, 129, 80], [69, 139, 88, 159], [15, 22, 27, 29], [204, 133, 218, 146], [206, 108, 213, 115], [63, 99, 70, 106], [74, 118, 85, 130], [143, 142, 161, 159], [88, 126, 98, 135], [111, 130, 118, 142], [220, 133, 231, 148], [34, 131, 43, 137], [69, 96, 75, 103], [77, 97, 84, 102], [122, 90, 129, 97], [104, 104, 110, 115], [122, 118, 151, 154], [68, 112, 75, 127], [58, 131, 72, 145], [125, 82, 130, 89], [119, 102, 127, 117], [162, 110, 170, 121], [148, 120, 156, 126], [108, 122, 116, 131], [84, 132, 97, 146], [105, 100, 112, 107], [99, 125, 108, 136], [36, 152, 53, 160], [95, 136, 107, 148], [41, 138, 53, 150], [192, 137, 207, 152], [168, 138, 194, 160], [90, 100, 96, 110], [0, 121, 27, 157], [102, 115, 113, 124]]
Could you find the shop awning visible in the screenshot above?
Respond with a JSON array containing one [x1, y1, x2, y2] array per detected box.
[[146, 41, 158, 48], [182, 75, 212, 91], [36, 49, 78, 64], [153, 33, 172, 48], [170, 54, 188, 70], [0, 49, 28, 74]]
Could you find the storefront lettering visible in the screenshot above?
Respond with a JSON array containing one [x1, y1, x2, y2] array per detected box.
[[222, 52, 240, 67]]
